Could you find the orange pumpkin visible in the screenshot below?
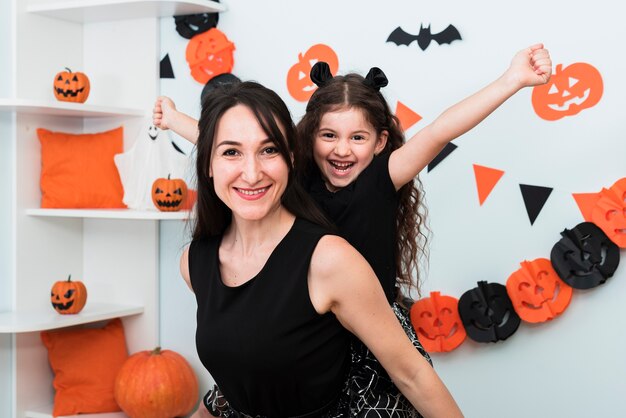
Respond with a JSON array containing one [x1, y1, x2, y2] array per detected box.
[[186, 28, 235, 84], [531, 62, 603, 121], [50, 274, 87, 314], [409, 291, 466, 352], [591, 177, 626, 248], [114, 347, 199, 418], [287, 44, 338, 102], [506, 258, 572, 323], [151, 174, 188, 212], [53, 67, 90, 103]]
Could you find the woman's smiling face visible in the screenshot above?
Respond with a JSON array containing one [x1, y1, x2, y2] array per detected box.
[[210, 104, 289, 222]]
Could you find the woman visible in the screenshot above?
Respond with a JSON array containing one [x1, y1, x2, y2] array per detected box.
[[180, 81, 462, 418]]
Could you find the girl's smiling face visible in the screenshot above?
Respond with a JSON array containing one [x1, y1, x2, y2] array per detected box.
[[313, 107, 387, 192], [210, 104, 289, 222]]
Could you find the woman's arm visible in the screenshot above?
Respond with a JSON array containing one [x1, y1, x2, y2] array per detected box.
[[309, 235, 463, 418], [153, 96, 200, 144], [180, 246, 194, 292], [388, 43, 552, 190]]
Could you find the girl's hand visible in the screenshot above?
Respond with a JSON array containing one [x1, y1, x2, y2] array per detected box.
[[507, 43, 552, 88], [152, 96, 177, 130]]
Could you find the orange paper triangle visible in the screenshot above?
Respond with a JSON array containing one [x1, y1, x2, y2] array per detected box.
[[396, 101, 422, 132], [473, 164, 505, 205], [572, 192, 601, 221]]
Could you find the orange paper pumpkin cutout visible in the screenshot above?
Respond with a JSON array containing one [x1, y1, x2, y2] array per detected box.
[[506, 258, 573, 323], [186, 28, 235, 84], [531, 62, 603, 121], [410, 291, 466, 352], [287, 44, 338, 102], [591, 178, 626, 248]]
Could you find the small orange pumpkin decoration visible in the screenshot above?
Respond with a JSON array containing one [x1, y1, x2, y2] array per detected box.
[[287, 43, 339, 102], [410, 291, 466, 353], [151, 174, 188, 212], [50, 274, 87, 314], [185, 28, 235, 84], [591, 177, 626, 248], [531, 62, 603, 121], [114, 347, 199, 418], [505, 258, 573, 323], [53, 67, 90, 103]]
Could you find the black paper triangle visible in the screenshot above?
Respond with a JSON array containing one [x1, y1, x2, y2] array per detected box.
[[427, 142, 458, 172], [519, 184, 553, 225], [160, 54, 175, 79]]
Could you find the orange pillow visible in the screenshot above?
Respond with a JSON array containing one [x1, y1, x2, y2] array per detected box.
[[40, 318, 128, 417], [37, 127, 126, 208]]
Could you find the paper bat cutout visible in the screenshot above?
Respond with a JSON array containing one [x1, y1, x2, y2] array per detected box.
[[387, 24, 462, 51]]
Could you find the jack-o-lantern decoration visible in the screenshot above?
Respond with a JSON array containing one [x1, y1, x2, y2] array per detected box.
[[287, 44, 338, 102], [531, 62, 603, 121], [185, 28, 235, 84], [591, 177, 626, 248], [410, 291, 466, 352], [115, 347, 198, 418], [506, 258, 573, 323], [53, 67, 90, 103], [50, 274, 87, 314], [152, 174, 188, 212], [458, 281, 520, 343], [550, 222, 620, 289]]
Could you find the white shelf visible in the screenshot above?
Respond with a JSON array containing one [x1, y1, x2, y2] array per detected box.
[[26, 405, 128, 418], [27, 0, 226, 23], [0, 98, 146, 118], [0, 303, 144, 333], [26, 208, 191, 220]]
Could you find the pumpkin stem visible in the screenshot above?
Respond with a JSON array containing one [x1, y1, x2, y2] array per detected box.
[[152, 346, 162, 355], [167, 174, 171, 180], [67, 274, 72, 282], [64, 67, 73, 73]]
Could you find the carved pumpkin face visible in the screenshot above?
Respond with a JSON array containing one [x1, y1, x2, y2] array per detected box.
[[286, 43, 338, 102], [410, 291, 466, 352], [186, 28, 235, 84], [531, 62, 603, 121], [505, 258, 572, 323], [591, 178, 626, 248], [550, 221, 620, 289], [53, 68, 90, 103], [51, 275, 87, 314], [458, 281, 520, 343], [152, 175, 188, 212]]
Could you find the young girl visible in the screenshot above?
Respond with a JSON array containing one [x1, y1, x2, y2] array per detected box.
[[155, 43, 552, 417]]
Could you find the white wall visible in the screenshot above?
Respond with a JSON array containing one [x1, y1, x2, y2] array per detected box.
[[159, 1, 626, 416]]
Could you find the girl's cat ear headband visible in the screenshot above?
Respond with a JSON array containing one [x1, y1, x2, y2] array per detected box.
[[310, 62, 388, 91]]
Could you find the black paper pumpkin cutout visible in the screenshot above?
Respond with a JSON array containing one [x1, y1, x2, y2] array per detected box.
[[550, 222, 620, 289], [174, 12, 219, 39], [458, 281, 521, 343]]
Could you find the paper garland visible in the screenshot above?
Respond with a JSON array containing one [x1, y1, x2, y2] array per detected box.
[[410, 177, 624, 353]]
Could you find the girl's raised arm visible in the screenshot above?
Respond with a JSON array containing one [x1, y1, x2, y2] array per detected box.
[[153, 96, 200, 144], [309, 235, 464, 418], [388, 44, 552, 190]]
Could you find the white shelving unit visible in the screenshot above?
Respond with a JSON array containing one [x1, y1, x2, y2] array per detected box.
[[0, 1, 215, 416], [0, 303, 144, 333], [26, 208, 191, 220], [28, 0, 225, 23]]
